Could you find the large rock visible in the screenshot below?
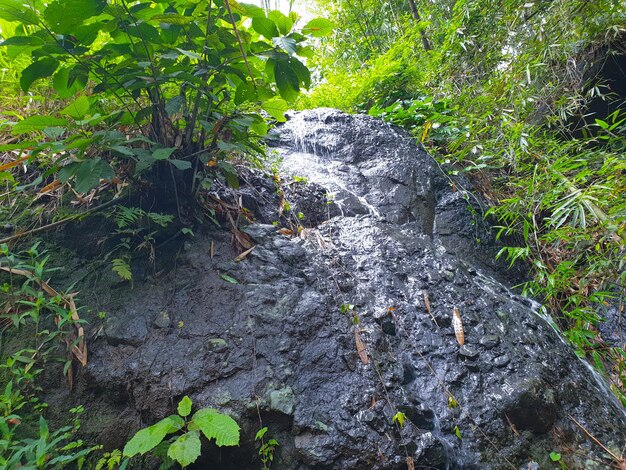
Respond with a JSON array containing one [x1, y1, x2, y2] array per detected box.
[[63, 109, 625, 469]]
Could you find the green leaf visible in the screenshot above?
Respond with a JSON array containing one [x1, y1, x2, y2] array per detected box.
[[61, 96, 90, 119], [549, 452, 561, 462], [272, 37, 297, 56], [268, 10, 293, 35], [152, 148, 177, 160], [274, 60, 299, 102], [218, 161, 239, 189], [150, 13, 193, 25], [220, 273, 239, 284], [44, 0, 107, 34], [53, 66, 88, 98], [112, 258, 132, 281], [0, 36, 45, 47], [255, 427, 268, 440], [176, 48, 202, 60], [261, 97, 288, 122], [392, 412, 406, 428], [454, 425, 462, 440], [12, 116, 68, 135], [190, 408, 240, 447], [302, 18, 334, 37], [288, 57, 310, 88], [73, 158, 115, 193], [167, 431, 202, 467], [20, 58, 59, 92], [240, 3, 265, 18], [178, 396, 193, 418], [252, 17, 279, 39], [123, 416, 185, 457], [0, 0, 39, 25], [170, 159, 192, 170]]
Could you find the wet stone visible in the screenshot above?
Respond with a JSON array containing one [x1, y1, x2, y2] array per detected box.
[[153, 310, 170, 329], [479, 334, 500, 349], [493, 354, 510, 368], [270, 386, 295, 415], [68, 109, 626, 470], [458, 345, 479, 359]]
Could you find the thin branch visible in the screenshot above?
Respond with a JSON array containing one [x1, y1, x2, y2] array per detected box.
[[224, 0, 256, 87]]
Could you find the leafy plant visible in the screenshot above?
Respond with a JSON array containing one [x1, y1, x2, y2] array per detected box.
[[0, 0, 332, 201], [123, 395, 240, 468], [392, 411, 406, 428], [255, 426, 278, 470]]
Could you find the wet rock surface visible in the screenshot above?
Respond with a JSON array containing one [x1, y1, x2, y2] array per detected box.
[[57, 109, 625, 469]]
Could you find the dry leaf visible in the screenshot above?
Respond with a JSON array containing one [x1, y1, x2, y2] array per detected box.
[[354, 329, 369, 365], [278, 191, 285, 217], [234, 245, 255, 262], [278, 228, 294, 237], [0, 154, 29, 171], [423, 291, 439, 327], [37, 179, 61, 197], [232, 227, 253, 250], [452, 306, 465, 345], [369, 396, 377, 409], [406, 457, 415, 470], [210, 240, 215, 259]]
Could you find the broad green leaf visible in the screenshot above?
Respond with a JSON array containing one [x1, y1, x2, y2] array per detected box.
[[190, 408, 240, 447], [176, 48, 202, 60], [127, 23, 162, 44], [268, 10, 293, 35], [0, 141, 37, 151], [53, 66, 88, 98], [170, 159, 192, 170], [150, 13, 193, 25], [240, 3, 265, 18], [226, 0, 247, 15], [296, 45, 315, 59], [178, 396, 192, 418], [218, 161, 239, 189], [288, 57, 310, 88], [252, 17, 279, 39], [165, 95, 185, 116], [272, 37, 297, 56], [250, 118, 269, 135], [261, 97, 288, 122], [12, 116, 68, 135], [61, 96, 91, 119], [123, 416, 185, 457], [20, 58, 59, 92], [0, 36, 45, 47], [274, 60, 300, 102], [0, 0, 39, 25], [167, 431, 202, 467], [44, 0, 107, 34], [302, 18, 334, 37], [152, 148, 177, 160], [73, 159, 115, 193]]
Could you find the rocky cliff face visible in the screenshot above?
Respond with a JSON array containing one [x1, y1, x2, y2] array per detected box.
[[60, 109, 625, 469]]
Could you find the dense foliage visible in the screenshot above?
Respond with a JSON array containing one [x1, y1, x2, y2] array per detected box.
[[302, 0, 626, 404]]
